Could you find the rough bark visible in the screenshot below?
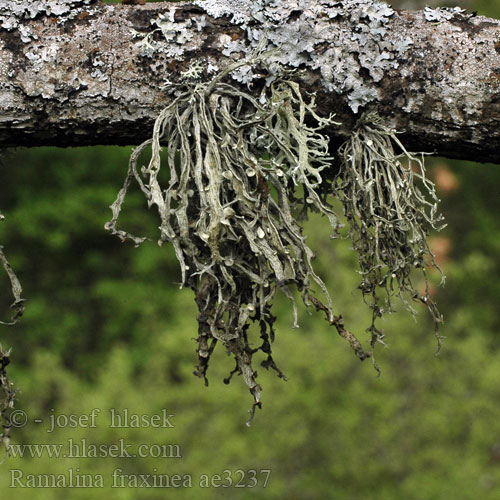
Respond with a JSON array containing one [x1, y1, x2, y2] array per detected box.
[[0, 0, 499, 163]]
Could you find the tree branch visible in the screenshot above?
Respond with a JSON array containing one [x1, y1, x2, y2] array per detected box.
[[0, 0, 499, 162]]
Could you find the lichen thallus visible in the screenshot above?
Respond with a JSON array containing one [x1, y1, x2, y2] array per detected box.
[[105, 53, 444, 425]]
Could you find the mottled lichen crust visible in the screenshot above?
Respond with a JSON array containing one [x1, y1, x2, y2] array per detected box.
[[189, 0, 414, 112], [423, 6, 467, 23], [0, 0, 98, 31], [132, 7, 198, 60]]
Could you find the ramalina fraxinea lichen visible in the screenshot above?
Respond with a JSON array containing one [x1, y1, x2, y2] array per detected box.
[[0, 342, 15, 463], [0, 210, 24, 459], [0, 248, 25, 327], [106, 57, 443, 424], [335, 113, 445, 362]]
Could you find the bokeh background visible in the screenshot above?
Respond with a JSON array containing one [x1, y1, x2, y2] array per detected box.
[[1, 0, 499, 498]]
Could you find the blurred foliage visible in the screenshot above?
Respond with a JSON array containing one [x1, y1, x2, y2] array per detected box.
[[1, 0, 500, 498]]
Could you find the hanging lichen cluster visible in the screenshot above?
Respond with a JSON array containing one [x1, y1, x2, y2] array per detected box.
[[336, 114, 445, 359], [105, 56, 444, 424], [0, 211, 25, 458]]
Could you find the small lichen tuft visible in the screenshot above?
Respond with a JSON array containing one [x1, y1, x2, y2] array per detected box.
[[0, 343, 16, 464], [0, 216, 25, 326], [335, 112, 445, 360], [0, 210, 24, 461]]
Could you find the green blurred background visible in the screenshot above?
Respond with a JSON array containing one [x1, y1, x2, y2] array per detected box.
[[1, 0, 499, 498]]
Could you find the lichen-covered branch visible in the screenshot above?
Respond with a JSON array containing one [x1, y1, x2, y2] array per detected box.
[[0, 0, 499, 163], [104, 46, 445, 421]]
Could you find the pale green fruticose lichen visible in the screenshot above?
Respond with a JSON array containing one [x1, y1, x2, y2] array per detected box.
[[0, 340, 16, 464], [106, 48, 444, 423], [0, 210, 24, 461], [335, 113, 445, 361], [106, 54, 346, 424]]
